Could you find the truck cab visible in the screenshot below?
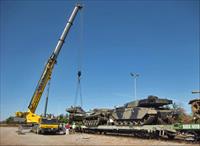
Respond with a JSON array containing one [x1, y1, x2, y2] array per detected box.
[[32, 117, 59, 134]]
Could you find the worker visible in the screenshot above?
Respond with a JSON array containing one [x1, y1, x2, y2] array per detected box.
[[70, 122, 76, 134], [65, 123, 71, 135], [65, 123, 70, 129]]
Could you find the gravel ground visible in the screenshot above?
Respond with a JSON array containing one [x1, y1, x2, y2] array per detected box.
[[0, 127, 197, 146]]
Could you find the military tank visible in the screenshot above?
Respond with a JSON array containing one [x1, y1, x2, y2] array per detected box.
[[110, 95, 176, 126], [83, 96, 177, 127], [66, 106, 86, 124], [83, 108, 113, 127]]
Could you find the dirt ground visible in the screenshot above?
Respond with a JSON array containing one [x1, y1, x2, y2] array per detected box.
[[0, 127, 198, 146]]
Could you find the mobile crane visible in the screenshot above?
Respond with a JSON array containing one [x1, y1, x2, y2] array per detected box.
[[15, 4, 82, 134]]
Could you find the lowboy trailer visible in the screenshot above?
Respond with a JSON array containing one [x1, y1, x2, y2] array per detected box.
[[77, 124, 200, 141]]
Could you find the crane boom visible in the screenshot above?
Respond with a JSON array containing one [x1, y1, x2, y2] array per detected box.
[[53, 4, 82, 59], [16, 4, 82, 123], [28, 4, 82, 114]]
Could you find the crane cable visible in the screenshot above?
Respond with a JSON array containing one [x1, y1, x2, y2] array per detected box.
[[74, 71, 82, 106], [74, 9, 84, 107]]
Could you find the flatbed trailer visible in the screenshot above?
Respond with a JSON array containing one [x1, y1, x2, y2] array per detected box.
[[79, 125, 176, 139], [77, 124, 200, 141]]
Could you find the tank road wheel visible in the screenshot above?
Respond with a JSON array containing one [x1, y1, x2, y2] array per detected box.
[[113, 121, 122, 126], [145, 115, 156, 124], [123, 121, 128, 126], [119, 121, 123, 126], [140, 115, 156, 125]]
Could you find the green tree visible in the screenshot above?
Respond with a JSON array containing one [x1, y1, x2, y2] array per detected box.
[[172, 103, 192, 124], [57, 114, 69, 123]]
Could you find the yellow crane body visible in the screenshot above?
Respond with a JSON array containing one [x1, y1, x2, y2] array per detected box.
[[15, 4, 82, 134]]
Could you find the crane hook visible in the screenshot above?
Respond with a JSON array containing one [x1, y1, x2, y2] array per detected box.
[[77, 70, 81, 81]]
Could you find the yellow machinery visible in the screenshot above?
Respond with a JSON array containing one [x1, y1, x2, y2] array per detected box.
[[15, 4, 82, 134]]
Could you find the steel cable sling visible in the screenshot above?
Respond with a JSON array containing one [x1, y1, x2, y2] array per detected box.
[[74, 8, 84, 107]]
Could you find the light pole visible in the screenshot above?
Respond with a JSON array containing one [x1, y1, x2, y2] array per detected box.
[[130, 73, 139, 100], [192, 90, 200, 94]]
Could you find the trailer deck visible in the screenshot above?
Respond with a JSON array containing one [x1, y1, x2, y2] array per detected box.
[[78, 124, 200, 141]]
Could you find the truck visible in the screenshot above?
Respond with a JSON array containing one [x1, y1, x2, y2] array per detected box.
[[15, 4, 82, 134]]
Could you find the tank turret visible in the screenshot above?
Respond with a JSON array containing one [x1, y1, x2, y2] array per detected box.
[[66, 106, 85, 114], [66, 106, 86, 124], [138, 95, 172, 107], [124, 96, 172, 108]]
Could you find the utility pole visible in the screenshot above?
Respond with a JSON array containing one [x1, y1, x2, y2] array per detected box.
[[130, 73, 139, 100]]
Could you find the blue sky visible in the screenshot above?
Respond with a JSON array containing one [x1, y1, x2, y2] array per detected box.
[[0, 0, 199, 120]]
